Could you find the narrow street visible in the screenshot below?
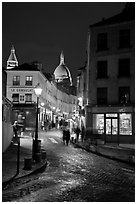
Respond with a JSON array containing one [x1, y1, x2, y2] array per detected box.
[[2, 130, 135, 202]]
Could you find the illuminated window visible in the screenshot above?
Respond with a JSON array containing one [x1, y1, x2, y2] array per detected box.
[[12, 94, 19, 102], [26, 76, 33, 86], [119, 87, 130, 104], [119, 113, 132, 135], [25, 94, 32, 102], [94, 114, 104, 134], [13, 76, 20, 85]]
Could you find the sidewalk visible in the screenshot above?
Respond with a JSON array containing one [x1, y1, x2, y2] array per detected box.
[[74, 139, 135, 164], [2, 135, 47, 188]]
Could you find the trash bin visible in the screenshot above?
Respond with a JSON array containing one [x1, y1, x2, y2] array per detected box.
[[24, 158, 32, 170]]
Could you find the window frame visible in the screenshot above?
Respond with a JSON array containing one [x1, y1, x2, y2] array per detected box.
[[25, 76, 33, 86], [97, 87, 108, 105], [119, 29, 131, 49], [118, 58, 130, 78], [97, 33, 108, 51], [97, 60, 108, 79], [25, 94, 32, 102], [12, 93, 19, 102], [13, 76, 20, 86], [119, 86, 130, 104]]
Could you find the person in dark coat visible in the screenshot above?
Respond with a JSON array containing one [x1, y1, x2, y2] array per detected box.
[[65, 129, 70, 146], [81, 125, 85, 142], [62, 122, 70, 145], [63, 128, 67, 144], [75, 126, 81, 142]]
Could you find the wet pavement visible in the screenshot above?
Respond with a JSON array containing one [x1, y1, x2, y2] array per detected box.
[[2, 130, 135, 202]]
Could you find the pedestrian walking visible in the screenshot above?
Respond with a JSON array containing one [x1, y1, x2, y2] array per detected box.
[[65, 128, 70, 146], [75, 126, 81, 142], [41, 121, 44, 130], [63, 128, 67, 144], [13, 121, 19, 138]]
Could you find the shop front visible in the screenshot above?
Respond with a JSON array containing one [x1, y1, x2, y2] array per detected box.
[[11, 103, 36, 132], [92, 106, 134, 144]]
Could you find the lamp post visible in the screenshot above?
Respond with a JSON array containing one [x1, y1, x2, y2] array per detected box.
[[33, 83, 42, 160]]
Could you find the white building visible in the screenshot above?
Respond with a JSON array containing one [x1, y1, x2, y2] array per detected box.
[[6, 48, 77, 131]]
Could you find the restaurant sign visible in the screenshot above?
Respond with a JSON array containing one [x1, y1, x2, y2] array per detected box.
[[10, 88, 33, 93]]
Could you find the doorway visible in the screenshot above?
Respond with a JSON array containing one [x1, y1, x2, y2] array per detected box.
[[106, 118, 118, 135]]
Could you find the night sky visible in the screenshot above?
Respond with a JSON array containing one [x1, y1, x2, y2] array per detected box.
[[2, 2, 126, 85]]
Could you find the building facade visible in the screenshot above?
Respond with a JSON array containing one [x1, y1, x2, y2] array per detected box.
[[84, 3, 135, 144], [6, 61, 77, 131], [76, 65, 87, 128]]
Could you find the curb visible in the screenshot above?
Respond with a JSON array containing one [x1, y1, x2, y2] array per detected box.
[[73, 142, 135, 165], [2, 159, 47, 189]]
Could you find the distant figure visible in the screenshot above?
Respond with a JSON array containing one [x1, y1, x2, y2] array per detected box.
[[63, 127, 67, 144], [81, 126, 85, 142], [75, 126, 81, 142], [65, 129, 70, 146], [59, 119, 63, 129], [13, 121, 18, 138], [62, 123, 70, 146], [41, 121, 44, 130]]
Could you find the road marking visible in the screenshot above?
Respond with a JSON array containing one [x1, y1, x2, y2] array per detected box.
[[49, 138, 58, 143]]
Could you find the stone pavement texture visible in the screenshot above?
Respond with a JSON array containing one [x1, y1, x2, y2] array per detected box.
[[2, 130, 135, 187]]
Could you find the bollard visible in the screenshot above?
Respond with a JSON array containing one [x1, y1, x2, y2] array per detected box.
[[24, 158, 32, 170], [35, 153, 42, 163], [32, 139, 41, 161], [35, 140, 41, 153]]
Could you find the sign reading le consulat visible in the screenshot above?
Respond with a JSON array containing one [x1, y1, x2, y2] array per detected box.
[[10, 88, 33, 93]]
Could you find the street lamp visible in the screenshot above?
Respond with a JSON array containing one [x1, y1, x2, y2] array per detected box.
[[33, 83, 42, 160]]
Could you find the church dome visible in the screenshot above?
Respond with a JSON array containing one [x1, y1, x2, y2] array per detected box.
[[54, 51, 72, 85]]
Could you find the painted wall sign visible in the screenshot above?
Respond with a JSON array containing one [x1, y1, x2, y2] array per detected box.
[[10, 88, 33, 93]]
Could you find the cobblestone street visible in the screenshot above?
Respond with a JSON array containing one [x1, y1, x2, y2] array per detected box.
[[2, 131, 135, 202]]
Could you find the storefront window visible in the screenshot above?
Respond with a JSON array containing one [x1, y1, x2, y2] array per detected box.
[[119, 113, 132, 135], [95, 114, 104, 134]]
